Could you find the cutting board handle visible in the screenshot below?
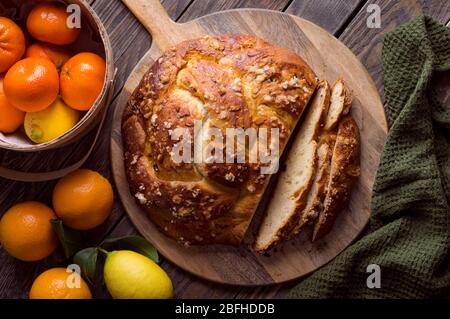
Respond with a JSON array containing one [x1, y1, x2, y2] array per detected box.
[[121, 0, 184, 49]]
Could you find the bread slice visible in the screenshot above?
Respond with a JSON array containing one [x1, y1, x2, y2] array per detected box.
[[323, 79, 352, 131], [254, 81, 330, 252], [286, 136, 334, 239], [286, 79, 352, 239], [312, 115, 361, 241]]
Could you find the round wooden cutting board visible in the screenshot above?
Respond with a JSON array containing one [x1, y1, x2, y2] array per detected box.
[[110, 0, 388, 286]]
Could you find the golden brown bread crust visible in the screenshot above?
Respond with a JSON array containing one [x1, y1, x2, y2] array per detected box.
[[312, 115, 361, 241], [122, 34, 317, 246]]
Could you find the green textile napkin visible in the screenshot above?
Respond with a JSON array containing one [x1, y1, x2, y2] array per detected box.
[[289, 16, 450, 298]]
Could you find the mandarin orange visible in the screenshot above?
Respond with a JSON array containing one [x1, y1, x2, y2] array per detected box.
[[53, 169, 113, 230], [0, 77, 24, 133], [29, 268, 92, 299], [0, 201, 58, 262], [26, 4, 81, 45], [3, 57, 59, 112], [60, 52, 106, 111], [26, 42, 72, 71], [0, 17, 26, 73]]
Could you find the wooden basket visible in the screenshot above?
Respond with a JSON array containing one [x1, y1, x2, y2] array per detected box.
[[0, 0, 115, 152]]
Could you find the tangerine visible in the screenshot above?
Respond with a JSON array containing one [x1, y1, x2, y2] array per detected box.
[[3, 57, 59, 112], [30, 268, 92, 299], [26, 42, 72, 72], [0, 77, 24, 133], [0, 17, 26, 73], [60, 53, 106, 111], [53, 169, 113, 230], [0, 201, 58, 262], [27, 4, 81, 45]]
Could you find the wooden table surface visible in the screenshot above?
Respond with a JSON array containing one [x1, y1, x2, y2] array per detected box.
[[1, 0, 449, 299]]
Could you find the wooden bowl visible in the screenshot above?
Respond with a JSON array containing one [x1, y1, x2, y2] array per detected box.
[[0, 0, 114, 152]]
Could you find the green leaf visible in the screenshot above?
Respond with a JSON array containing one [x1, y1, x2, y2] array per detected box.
[[73, 247, 98, 284], [100, 235, 159, 263], [50, 219, 84, 258]]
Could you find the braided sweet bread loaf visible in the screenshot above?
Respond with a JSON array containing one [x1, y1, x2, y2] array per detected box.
[[122, 34, 317, 246]]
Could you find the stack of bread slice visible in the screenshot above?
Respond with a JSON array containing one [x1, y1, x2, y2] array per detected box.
[[254, 80, 360, 252]]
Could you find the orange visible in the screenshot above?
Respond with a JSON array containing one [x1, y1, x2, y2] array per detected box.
[[29, 268, 92, 299], [26, 4, 81, 45], [60, 52, 106, 111], [0, 77, 24, 133], [0, 17, 26, 73], [3, 57, 59, 112], [25, 42, 72, 72], [0, 201, 58, 262], [53, 169, 113, 230]]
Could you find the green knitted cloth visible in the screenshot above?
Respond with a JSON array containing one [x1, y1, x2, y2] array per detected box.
[[289, 16, 450, 298]]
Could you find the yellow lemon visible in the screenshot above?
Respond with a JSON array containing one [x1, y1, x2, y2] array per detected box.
[[104, 250, 173, 299], [24, 97, 80, 143]]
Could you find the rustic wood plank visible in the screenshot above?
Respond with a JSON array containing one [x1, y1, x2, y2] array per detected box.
[[286, 0, 365, 34], [90, 0, 191, 61], [161, 0, 194, 20], [91, 2, 151, 95], [339, 0, 450, 93], [179, 0, 292, 22], [91, 0, 149, 59], [1, 0, 449, 299]]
